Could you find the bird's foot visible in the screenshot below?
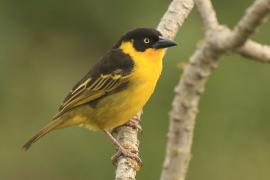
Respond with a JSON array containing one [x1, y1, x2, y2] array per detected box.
[[111, 147, 142, 166], [103, 130, 142, 166], [112, 116, 143, 134], [127, 118, 143, 133]]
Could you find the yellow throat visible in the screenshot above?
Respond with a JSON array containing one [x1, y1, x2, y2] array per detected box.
[[119, 41, 165, 84]]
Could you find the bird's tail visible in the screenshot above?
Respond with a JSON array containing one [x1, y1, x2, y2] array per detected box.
[[22, 119, 64, 151]]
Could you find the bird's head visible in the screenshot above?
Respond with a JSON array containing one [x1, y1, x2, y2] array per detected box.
[[114, 28, 177, 61]]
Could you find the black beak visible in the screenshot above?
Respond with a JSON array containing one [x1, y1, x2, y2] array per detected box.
[[152, 36, 177, 49]]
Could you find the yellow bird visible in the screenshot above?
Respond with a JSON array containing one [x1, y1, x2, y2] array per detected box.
[[22, 28, 177, 161]]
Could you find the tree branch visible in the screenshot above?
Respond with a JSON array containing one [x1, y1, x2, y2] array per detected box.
[[194, 0, 219, 30], [113, 0, 270, 179], [205, 0, 270, 50], [195, 0, 270, 63], [160, 0, 270, 180], [113, 0, 194, 179], [160, 42, 221, 180], [114, 112, 142, 180]]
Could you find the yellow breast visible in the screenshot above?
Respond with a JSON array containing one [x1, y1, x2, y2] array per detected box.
[[84, 42, 166, 130], [96, 42, 165, 128], [120, 42, 165, 110]]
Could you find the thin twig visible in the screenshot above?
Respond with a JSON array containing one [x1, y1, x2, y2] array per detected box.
[[236, 40, 270, 63]]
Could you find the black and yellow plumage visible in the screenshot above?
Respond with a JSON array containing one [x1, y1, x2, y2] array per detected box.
[[22, 28, 177, 156]]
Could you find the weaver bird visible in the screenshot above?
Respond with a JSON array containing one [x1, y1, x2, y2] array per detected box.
[[22, 28, 177, 162]]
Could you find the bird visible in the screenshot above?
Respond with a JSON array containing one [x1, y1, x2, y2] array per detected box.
[[22, 28, 177, 162]]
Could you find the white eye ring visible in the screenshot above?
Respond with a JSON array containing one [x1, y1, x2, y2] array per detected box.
[[143, 38, 150, 44]]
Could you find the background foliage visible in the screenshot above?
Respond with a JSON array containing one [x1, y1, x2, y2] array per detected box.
[[1, 0, 269, 179]]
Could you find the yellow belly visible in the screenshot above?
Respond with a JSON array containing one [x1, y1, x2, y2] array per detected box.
[[63, 80, 156, 131], [92, 78, 158, 129]]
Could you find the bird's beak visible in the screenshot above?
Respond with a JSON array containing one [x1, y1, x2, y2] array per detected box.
[[152, 36, 177, 49]]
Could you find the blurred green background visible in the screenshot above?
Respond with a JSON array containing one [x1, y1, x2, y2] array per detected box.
[[1, 0, 270, 179]]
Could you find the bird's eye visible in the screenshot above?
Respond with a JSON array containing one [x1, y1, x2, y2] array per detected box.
[[143, 38, 150, 44]]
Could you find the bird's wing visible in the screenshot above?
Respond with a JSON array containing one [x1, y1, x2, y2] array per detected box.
[[53, 49, 134, 120], [53, 69, 131, 120]]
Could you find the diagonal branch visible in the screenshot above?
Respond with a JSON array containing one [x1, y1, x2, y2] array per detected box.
[[113, 0, 194, 179], [229, 0, 270, 48], [157, 0, 195, 38]]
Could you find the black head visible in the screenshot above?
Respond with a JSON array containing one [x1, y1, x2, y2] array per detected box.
[[114, 28, 177, 52]]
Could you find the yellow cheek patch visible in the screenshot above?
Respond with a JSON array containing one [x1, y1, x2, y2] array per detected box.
[[119, 41, 165, 61]]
